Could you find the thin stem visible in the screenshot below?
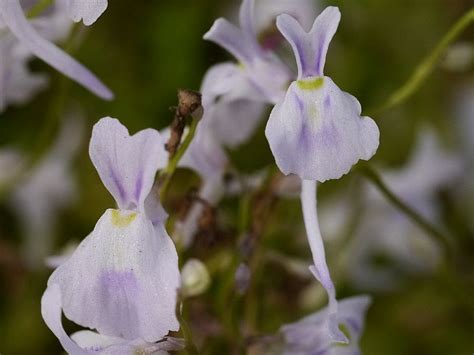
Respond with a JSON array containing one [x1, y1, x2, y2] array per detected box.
[[159, 117, 199, 200], [178, 302, 199, 355], [370, 8, 474, 115], [26, 0, 54, 18], [358, 163, 453, 256]]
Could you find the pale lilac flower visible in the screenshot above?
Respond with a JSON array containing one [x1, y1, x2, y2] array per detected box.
[[10, 114, 82, 268], [42, 118, 180, 348], [265, 7, 379, 181], [67, 0, 108, 26], [204, 0, 292, 105], [264, 7, 379, 343], [0, 0, 113, 100], [42, 284, 184, 354], [202, 0, 314, 149], [280, 296, 371, 355]]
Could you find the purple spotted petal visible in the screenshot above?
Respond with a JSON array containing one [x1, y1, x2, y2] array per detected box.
[[0, 0, 113, 100], [277, 7, 340, 79], [89, 117, 167, 211]]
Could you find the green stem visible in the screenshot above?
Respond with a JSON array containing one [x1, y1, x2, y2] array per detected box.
[[159, 117, 199, 200], [371, 8, 474, 115], [27, 0, 55, 18], [358, 163, 453, 257], [179, 302, 199, 355]]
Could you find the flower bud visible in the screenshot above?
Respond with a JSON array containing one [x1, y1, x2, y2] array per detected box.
[[181, 259, 211, 298]]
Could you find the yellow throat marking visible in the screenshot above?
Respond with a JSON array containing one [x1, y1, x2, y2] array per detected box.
[[111, 210, 137, 228]]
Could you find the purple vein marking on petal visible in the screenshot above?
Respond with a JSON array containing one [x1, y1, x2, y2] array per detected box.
[[294, 38, 307, 77], [134, 171, 143, 203], [318, 121, 339, 148], [101, 270, 139, 293], [324, 95, 331, 109], [108, 161, 126, 203], [345, 317, 361, 333], [314, 36, 324, 76]]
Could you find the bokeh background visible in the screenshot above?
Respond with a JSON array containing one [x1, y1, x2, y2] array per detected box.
[[0, 0, 473, 354]]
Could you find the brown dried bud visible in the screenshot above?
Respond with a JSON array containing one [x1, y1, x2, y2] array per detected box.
[[177, 89, 202, 119]]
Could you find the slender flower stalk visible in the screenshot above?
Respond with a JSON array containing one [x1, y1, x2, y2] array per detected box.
[[358, 162, 453, 257], [300, 180, 340, 339], [372, 8, 474, 115], [159, 116, 200, 200]]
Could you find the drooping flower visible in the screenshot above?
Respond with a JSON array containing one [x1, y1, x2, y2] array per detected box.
[[280, 296, 371, 355], [66, 0, 108, 26], [0, 0, 113, 100], [264, 7, 379, 343], [9, 114, 82, 268], [42, 118, 180, 349]]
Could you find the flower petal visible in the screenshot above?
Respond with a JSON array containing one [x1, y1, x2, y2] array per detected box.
[[48, 209, 180, 342], [71, 330, 125, 352], [41, 284, 90, 355], [203, 18, 256, 64], [277, 7, 340, 78], [179, 123, 228, 179], [206, 98, 265, 148], [67, 0, 108, 26], [265, 77, 379, 182], [239, 0, 259, 52], [281, 295, 371, 353], [89, 117, 167, 211], [203, 0, 262, 65], [0, 0, 113, 100], [255, 0, 318, 35]]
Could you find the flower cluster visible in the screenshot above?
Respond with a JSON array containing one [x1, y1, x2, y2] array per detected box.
[[16, 0, 474, 354]]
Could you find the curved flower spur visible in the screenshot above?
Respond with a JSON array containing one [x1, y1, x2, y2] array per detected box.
[[265, 7, 379, 343], [41, 118, 181, 353], [0, 0, 113, 100]]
